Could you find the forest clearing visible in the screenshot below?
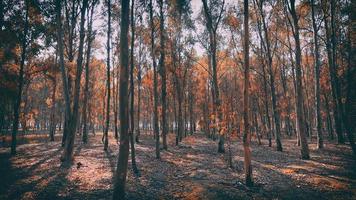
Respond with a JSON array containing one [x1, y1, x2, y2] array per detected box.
[[1, 0, 355, 199]]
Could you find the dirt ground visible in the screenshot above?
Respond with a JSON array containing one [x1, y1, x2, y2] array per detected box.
[[0, 131, 355, 200]]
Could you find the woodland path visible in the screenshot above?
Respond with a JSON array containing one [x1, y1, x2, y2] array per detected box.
[[0, 132, 355, 199]]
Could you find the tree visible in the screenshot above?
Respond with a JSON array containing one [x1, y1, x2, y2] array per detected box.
[[255, 0, 283, 151], [60, 0, 88, 164], [201, 0, 226, 153], [311, 0, 323, 149], [112, 0, 130, 198], [344, 0, 356, 159], [159, 0, 168, 150], [103, 0, 111, 151], [149, 0, 160, 159], [82, 0, 97, 144], [47, 64, 58, 142], [56, 0, 71, 150], [129, 0, 138, 174], [287, 0, 310, 159], [242, 0, 253, 187], [321, 0, 344, 144], [11, 0, 29, 155]]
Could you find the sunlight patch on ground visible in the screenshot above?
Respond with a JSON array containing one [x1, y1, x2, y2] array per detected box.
[[303, 159, 341, 171], [307, 175, 349, 190]]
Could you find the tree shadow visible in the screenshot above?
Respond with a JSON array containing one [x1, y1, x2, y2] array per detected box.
[[104, 146, 117, 177]]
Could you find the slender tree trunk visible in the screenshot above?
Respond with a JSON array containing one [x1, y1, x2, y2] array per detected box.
[[189, 87, 194, 135], [290, 0, 310, 159], [112, 0, 130, 198], [345, 8, 356, 159], [311, 0, 323, 149], [103, 0, 111, 151], [330, 0, 345, 142], [202, 0, 225, 153], [136, 68, 141, 143], [255, 13, 272, 147], [178, 90, 183, 142], [302, 51, 312, 139], [253, 98, 261, 145], [82, 2, 95, 144], [258, 0, 282, 151], [285, 22, 299, 141], [173, 86, 179, 145], [243, 0, 253, 186], [11, 0, 29, 155], [322, 0, 344, 144], [280, 57, 293, 136], [114, 51, 119, 141], [129, 0, 138, 174], [159, 0, 168, 150], [62, 0, 88, 164], [49, 80, 57, 142], [56, 0, 71, 151], [149, 0, 160, 159], [323, 93, 334, 140]]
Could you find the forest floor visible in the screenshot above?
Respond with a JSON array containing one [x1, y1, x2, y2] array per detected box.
[[0, 131, 355, 200]]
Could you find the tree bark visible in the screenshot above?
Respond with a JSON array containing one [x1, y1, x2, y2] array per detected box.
[[129, 0, 139, 174], [311, 0, 323, 149], [345, 6, 356, 159], [201, 0, 225, 153], [82, 1, 95, 144], [49, 79, 57, 142], [136, 62, 141, 143], [257, 0, 282, 151], [56, 0, 71, 151], [322, 0, 344, 144], [289, 0, 310, 159], [103, 0, 111, 151], [11, 0, 29, 155], [149, 0, 160, 159], [243, 0, 253, 186], [61, 0, 88, 164], [159, 0, 168, 150], [112, 0, 130, 198]]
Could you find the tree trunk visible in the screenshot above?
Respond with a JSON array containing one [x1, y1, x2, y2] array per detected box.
[[49, 80, 57, 142], [149, 0, 160, 159], [311, 0, 323, 149], [323, 93, 334, 140], [257, 0, 282, 151], [61, 0, 88, 164], [11, 0, 29, 155], [322, 0, 344, 144], [136, 67, 141, 143], [345, 7, 356, 159], [243, 0, 253, 186], [129, 0, 138, 174], [82, 2, 95, 144], [56, 0, 71, 151], [290, 0, 310, 159], [112, 0, 130, 198], [103, 0, 111, 152], [201, 0, 225, 153], [114, 49, 119, 141], [280, 56, 293, 137], [255, 12, 272, 147], [159, 0, 168, 150]]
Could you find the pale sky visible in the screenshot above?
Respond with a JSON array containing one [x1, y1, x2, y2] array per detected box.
[[92, 0, 215, 60]]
